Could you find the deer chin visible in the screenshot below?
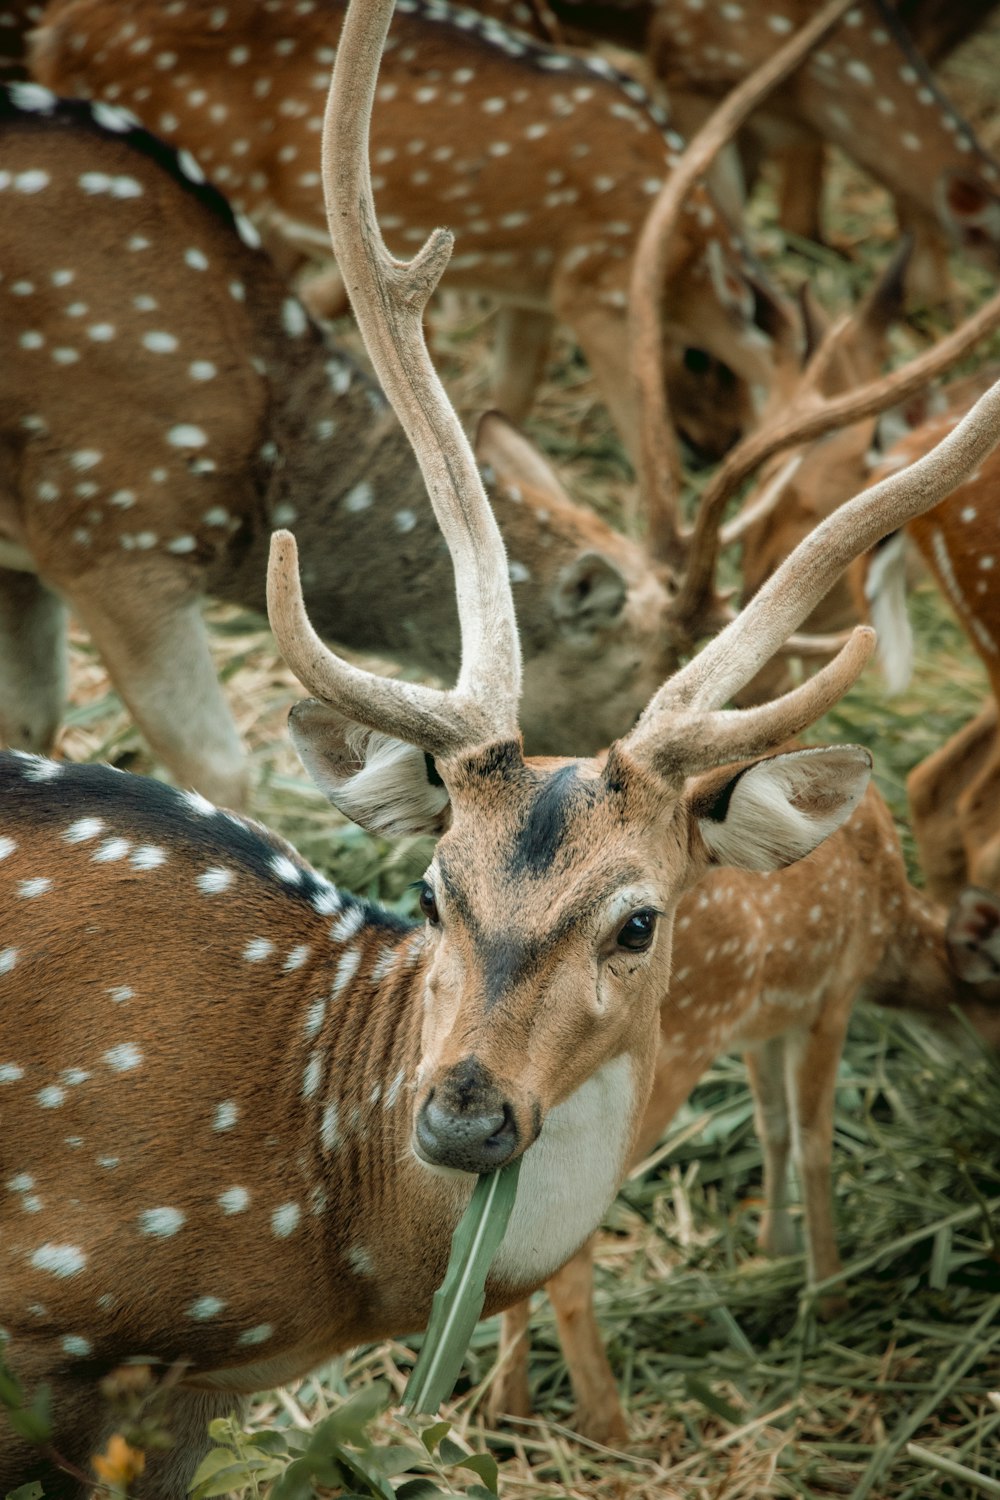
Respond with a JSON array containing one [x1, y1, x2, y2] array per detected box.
[[488, 1052, 638, 1293]]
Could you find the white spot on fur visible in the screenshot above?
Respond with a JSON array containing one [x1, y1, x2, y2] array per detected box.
[[219, 1187, 249, 1214], [31, 1244, 87, 1277], [139, 1207, 185, 1237]]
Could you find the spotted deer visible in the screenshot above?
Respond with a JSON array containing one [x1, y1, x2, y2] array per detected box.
[[860, 390, 1000, 903], [0, 33, 893, 813], [0, 81, 689, 806], [5, 0, 1000, 1492], [474, 0, 1000, 297], [26, 0, 837, 461], [488, 791, 1000, 1445], [653, 0, 1000, 298]]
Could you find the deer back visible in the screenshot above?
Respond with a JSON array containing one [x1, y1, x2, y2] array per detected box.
[[27, 0, 797, 457], [647, 0, 1000, 268], [0, 85, 677, 782]]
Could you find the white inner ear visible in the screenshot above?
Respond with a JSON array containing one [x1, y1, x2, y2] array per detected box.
[[865, 533, 913, 695], [699, 746, 871, 873], [291, 713, 449, 839]]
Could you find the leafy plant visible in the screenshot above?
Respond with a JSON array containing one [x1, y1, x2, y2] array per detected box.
[[187, 1385, 499, 1500]]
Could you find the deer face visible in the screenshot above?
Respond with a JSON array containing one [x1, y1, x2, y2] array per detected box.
[[410, 743, 679, 1177], [291, 707, 872, 1178]]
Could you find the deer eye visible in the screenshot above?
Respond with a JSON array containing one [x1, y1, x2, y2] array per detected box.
[[617, 909, 657, 952], [418, 882, 440, 926]]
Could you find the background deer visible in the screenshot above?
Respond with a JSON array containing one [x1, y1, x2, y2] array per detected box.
[[470, 0, 1000, 302], [0, 82, 691, 807], [6, 0, 1000, 1490], [27, 0, 812, 461], [487, 785, 1000, 1445], [859, 390, 1000, 902]]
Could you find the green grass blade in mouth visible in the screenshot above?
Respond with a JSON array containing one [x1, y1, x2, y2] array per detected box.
[[403, 1158, 522, 1416]]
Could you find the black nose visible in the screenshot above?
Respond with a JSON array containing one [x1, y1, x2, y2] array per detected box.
[[414, 1058, 520, 1173]]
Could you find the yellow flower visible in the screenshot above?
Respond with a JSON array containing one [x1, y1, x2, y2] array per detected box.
[[92, 1433, 146, 1488]]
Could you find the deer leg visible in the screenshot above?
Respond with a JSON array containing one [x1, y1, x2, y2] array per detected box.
[[0, 568, 67, 753], [543, 1236, 628, 1447], [908, 702, 998, 903], [744, 1037, 795, 1256], [67, 580, 250, 809], [896, 197, 957, 313], [486, 1297, 533, 1425], [776, 136, 825, 244], [492, 306, 555, 423], [784, 1007, 852, 1314], [131, 1389, 249, 1499]]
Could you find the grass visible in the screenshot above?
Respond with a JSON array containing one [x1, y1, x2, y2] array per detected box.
[[49, 20, 1000, 1499]]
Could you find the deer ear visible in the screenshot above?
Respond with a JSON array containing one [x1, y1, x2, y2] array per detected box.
[[289, 700, 450, 838], [691, 745, 871, 872], [552, 552, 627, 634], [946, 887, 1000, 984], [474, 410, 570, 499]]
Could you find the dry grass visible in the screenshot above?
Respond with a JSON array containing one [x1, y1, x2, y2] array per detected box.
[[49, 27, 1000, 1500]]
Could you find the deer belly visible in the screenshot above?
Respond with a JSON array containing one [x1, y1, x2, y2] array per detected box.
[[489, 1053, 635, 1292]]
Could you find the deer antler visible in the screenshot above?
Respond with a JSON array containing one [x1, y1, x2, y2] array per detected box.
[[629, 0, 856, 570], [267, 0, 521, 760], [621, 375, 1000, 775], [673, 282, 1000, 634]]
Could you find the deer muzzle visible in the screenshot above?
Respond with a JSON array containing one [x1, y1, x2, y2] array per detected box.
[[413, 1055, 522, 1173]]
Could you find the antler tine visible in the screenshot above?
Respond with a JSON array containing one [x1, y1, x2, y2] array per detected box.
[[267, 0, 521, 757], [674, 282, 1000, 631], [624, 375, 1000, 773], [630, 0, 855, 569]]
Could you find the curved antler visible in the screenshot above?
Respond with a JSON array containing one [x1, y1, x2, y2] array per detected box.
[[673, 282, 1000, 636], [267, 0, 521, 759], [621, 376, 1000, 776], [629, 0, 856, 570]]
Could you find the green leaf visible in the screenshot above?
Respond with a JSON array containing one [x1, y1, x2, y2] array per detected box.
[[420, 1420, 451, 1456], [188, 1448, 240, 1491], [306, 1380, 390, 1451], [454, 1453, 499, 1492], [267, 1456, 316, 1500], [403, 1158, 522, 1416], [189, 1455, 284, 1498], [366, 1444, 423, 1478], [437, 1438, 467, 1467], [6, 1484, 45, 1500], [395, 1481, 447, 1500]]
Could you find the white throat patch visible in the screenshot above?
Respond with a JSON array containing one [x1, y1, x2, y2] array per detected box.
[[491, 1053, 635, 1288]]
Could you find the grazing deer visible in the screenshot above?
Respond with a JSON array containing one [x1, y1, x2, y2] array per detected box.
[[475, 0, 1000, 297], [652, 0, 1000, 301], [26, 0, 817, 460], [488, 791, 1000, 1445], [0, 81, 688, 805], [0, 23, 898, 813], [5, 0, 1000, 1491], [861, 394, 1000, 903]]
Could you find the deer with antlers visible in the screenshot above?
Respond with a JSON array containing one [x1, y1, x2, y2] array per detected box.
[[26, 0, 858, 461], [5, 1, 1000, 1490], [0, 13, 895, 812]]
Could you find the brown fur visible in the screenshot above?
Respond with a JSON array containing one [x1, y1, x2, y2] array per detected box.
[[27, 0, 799, 458], [0, 103, 678, 800], [487, 784, 1000, 1444]]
